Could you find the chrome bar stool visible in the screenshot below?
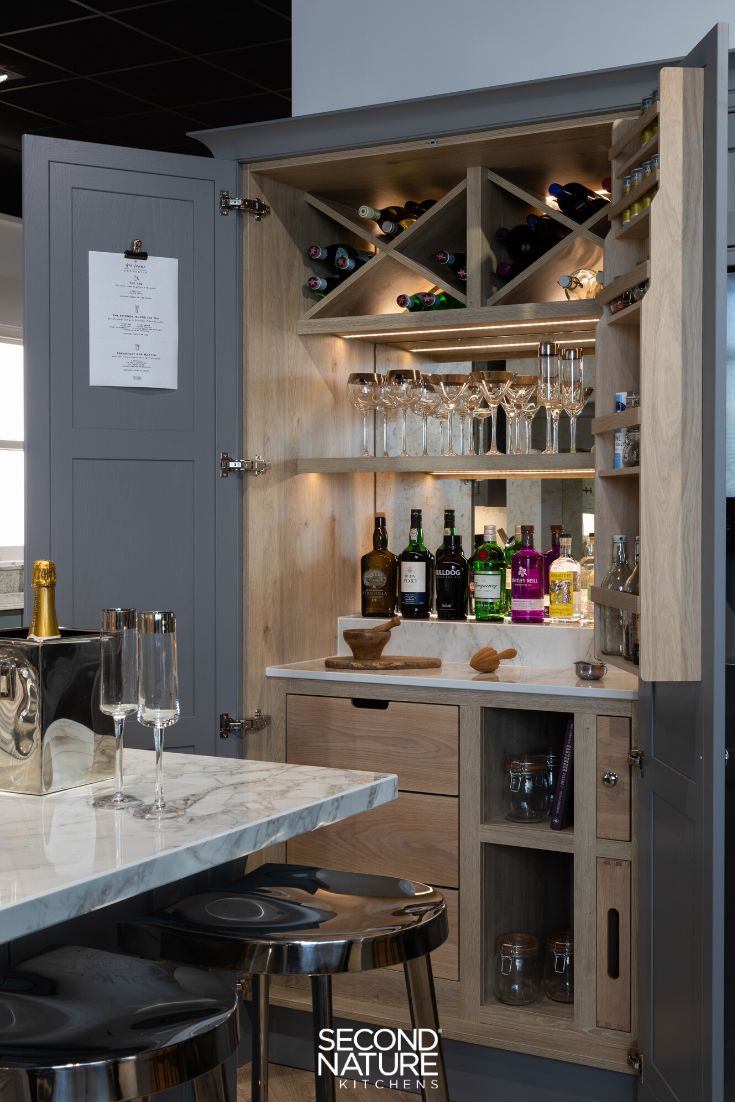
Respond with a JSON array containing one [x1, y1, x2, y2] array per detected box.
[[0, 944, 239, 1101], [120, 864, 451, 1102]]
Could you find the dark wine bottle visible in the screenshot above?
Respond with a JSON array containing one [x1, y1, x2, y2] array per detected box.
[[361, 514, 398, 618], [435, 508, 456, 558], [435, 534, 468, 621], [335, 254, 369, 273], [399, 509, 433, 620], [524, 214, 567, 244], [434, 249, 467, 271], [404, 199, 437, 216], [396, 292, 427, 312], [307, 274, 343, 296], [547, 181, 610, 223], [495, 260, 520, 281], [308, 243, 367, 265], [358, 203, 408, 224], [495, 224, 537, 262], [420, 291, 464, 310]]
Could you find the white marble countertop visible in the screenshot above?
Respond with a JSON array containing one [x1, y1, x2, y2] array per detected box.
[[266, 659, 638, 700], [0, 748, 396, 944]]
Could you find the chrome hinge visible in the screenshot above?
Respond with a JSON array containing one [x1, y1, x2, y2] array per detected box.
[[627, 1049, 643, 1079], [628, 747, 644, 775], [219, 191, 270, 219], [219, 710, 271, 739], [219, 451, 270, 478]]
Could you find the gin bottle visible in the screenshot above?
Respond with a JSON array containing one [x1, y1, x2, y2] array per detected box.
[[473, 524, 505, 623], [549, 534, 581, 622], [511, 525, 544, 624], [600, 535, 630, 655]]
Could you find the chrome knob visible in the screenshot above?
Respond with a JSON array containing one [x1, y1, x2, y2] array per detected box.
[[602, 771, 619, 787]]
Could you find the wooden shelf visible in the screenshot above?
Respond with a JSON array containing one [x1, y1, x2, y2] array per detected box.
[[601, 652, 639, 676], [613, 209, 650, 241], [597, 260, 650, 306], [607, 171, 658, 220], [480, 819, 574, 853], [607, 300, 642, 327], [598, 465, 640, 479], [591, 586, 640, 613], [615, 131, 659, 179], [295, 454, 595, 478], [591, 407, 641, 435], [608, 101, 659, 160]]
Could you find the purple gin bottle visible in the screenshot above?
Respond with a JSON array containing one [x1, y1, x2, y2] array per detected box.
[[511, 524, 544, 624]]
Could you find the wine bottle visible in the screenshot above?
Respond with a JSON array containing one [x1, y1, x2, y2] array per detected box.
[[473, 525, 505, 623], [399, 509, 433, 620], [308, 243, 368, 265], [434, 250, 467, 271], [511, 525, 544, 625], [495, 224, 537, 263], [404, 199, 437, 216], [28, 559, 61, 641], [547, 181, 609, 223], [335, 254, 369, 273], [358, 203, 408, 224], [495, 260, 520, 282], [307, 274, 343, 297], [396, 292, 427, 312], [380, 217, 417, 237], [420, 292, 464, 310], [435, 509, 457, 559], [524, 214, 567, 245], [435, 534, 468, 621], [361, 514, 398, 618]]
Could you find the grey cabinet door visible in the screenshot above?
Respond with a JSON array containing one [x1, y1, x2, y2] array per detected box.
[[638, 25, 728, 1102], [23, 137, 242, 757]]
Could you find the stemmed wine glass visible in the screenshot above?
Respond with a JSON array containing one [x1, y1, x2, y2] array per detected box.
[[411, 375, 441, 456], [503, 375, 537, 455], [522, 387, 541, 454], [458, 376, 484, 456], [385, 368, 420, 457], [478, 371, 513, 455], [377, 379, 399, 458], [434, 374, 469, 457], [134, 611, 182, 821], [560, 348, 587, 454], [94, 608, 140, 810], [347, 372, 382, 457], [538, 342, 562, 454]]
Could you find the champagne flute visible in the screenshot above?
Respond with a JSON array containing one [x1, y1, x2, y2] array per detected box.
[[560, 348, 586, 454], [134, 611, 182, 821], [94, 608, 140, 810], [538, 342, 562, 454]]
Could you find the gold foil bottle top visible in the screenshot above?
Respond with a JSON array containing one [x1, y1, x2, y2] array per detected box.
[[31, 560, 57, 588]]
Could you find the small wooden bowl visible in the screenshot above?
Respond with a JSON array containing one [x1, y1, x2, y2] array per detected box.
[[343, 629, 391, 661]]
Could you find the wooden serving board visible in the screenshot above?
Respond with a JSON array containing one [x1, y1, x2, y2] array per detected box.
[[324, 656, 442, 671]]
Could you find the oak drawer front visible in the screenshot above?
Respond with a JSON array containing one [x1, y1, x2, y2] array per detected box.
[[286, 791, 459, 888], [287, 694, 459, 795], [596, 858, 631, 1032], [596, 717, 632, 841]]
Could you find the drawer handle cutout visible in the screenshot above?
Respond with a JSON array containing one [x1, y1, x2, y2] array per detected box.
[[607, 908, 620, 979], [351, 698, 390, 710]]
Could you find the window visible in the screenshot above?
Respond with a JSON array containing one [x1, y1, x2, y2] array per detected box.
[[0, 340, 23, 553]]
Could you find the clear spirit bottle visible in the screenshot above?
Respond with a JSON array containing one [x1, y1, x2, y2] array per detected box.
[[600, 535, 630, 655], [548, 534, 581, 623]]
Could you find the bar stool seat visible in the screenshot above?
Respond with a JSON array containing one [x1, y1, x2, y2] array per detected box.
[[120, 864, 451, 1102], [0, 944, 239, 1101]]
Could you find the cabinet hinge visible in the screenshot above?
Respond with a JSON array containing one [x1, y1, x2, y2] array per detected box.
[[219, 451, 270, 478], [219, 710, 270, 738], [219, 191, 270, 219], [627, 1049, 643, 1079], [628, 747, 644, 775]]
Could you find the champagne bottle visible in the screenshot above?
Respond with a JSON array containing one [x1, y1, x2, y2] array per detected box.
[[361, 515, 398, 618], [28, 559, 61, 641], [358, 203, 408, 224]]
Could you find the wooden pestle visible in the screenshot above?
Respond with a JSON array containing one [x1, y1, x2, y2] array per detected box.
[[364, 616, 401, 633]]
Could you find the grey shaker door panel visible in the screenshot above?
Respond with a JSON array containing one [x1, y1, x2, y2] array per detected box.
[[638, 24, 728, 1102], [23, 137, 242, 756]]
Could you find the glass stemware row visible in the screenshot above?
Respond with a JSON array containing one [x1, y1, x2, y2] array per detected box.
[[347, 360, 592, 458]]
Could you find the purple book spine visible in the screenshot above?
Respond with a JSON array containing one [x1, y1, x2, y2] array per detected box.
[[550, 719, 574, 830]]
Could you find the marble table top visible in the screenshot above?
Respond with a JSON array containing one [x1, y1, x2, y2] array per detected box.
[[266, 659, 638, 700], [0, 749, 396, 944]]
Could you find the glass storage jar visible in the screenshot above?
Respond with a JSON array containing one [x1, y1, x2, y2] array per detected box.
[[622, 426, 640, 467], [505, 755, 550, 822], [493, 932, 540, 1005], [543, 931, 574, 1003]]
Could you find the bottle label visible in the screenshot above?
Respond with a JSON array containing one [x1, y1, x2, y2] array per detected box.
[[401, 562, 426, 594], [549, 571, 575, 618], [505, 567, 512, 590], [474, 572, 502, 600], [363, 568, 388, 590], [512, 597, 544, 612]]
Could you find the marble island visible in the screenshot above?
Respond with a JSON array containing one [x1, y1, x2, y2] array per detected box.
[[0, 748, 396, 944]]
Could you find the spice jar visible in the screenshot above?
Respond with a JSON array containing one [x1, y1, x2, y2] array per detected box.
[[543, 931, 574, 1003], [494, 933, 540, 1005], [505, 755, 550, 822]]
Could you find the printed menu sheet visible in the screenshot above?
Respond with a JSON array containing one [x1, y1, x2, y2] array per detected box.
[[88, 251, 179, 389]]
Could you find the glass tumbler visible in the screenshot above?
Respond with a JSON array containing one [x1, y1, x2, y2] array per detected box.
[[494, 933, 541, 1005], [543, 931, 574, 1003], [505, 755, 550, 822]]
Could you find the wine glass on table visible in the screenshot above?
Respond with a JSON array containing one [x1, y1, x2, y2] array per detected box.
[[347, 372, 382, 457], [385, 368, 420, 458], [134, 611, 182, 821], [478, 371, 513, 455], [560, 348, 588, 454], [94, 608, 140, 810]]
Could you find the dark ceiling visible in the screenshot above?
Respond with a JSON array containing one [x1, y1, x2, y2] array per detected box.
[[0, 0, 291, 216]]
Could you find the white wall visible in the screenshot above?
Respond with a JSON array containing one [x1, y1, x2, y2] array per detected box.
[[292, 1, 733, 117], [0, 213, 22, 335]]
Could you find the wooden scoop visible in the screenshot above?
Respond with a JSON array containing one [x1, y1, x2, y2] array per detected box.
[[469, 646, 518, 673]]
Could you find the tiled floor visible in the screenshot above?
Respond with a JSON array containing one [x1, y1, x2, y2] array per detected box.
[[237, 1064, 417, 1100]]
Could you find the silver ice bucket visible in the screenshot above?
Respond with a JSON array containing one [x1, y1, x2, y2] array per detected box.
[[0, 628, 114, 795]]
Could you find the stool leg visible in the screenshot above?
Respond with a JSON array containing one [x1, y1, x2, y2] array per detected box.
[[311, 975, 335, 1102], [251, 973, 270, 1102], [404, 955, 450, 1102], [193, 1063, 232, 1102]]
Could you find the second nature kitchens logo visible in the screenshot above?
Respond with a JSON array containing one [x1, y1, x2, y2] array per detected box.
[[318, 1027, 442, 1091]]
